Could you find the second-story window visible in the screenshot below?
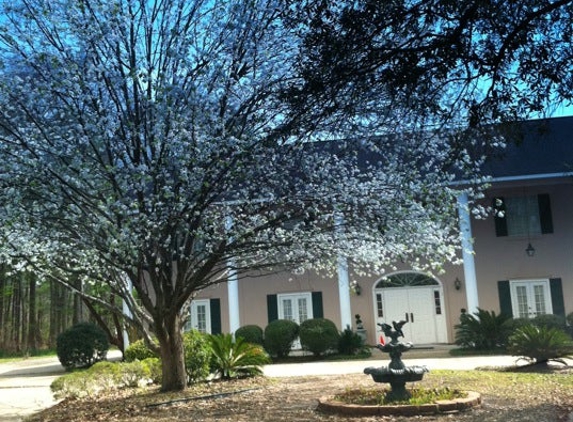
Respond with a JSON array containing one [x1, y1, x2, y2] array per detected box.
[[494, 194, 553, 237]]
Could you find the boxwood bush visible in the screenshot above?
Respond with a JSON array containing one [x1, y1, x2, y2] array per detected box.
[[235, 324, 264, 346], [299, 318, 340, 357], [56, 322, 109, 370], [264, 319, 299, 358]]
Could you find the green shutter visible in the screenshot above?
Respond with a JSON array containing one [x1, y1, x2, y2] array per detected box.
[[210, 298, 222, 334], [497, 280, 512, 317], [311, 291, 323, 318], [267, 294, 278, 323], [493, 197, 508, 237], [550, 278, 565, 317], [538, 194, 554, 234]]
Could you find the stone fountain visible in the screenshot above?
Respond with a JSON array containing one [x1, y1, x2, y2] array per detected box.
[[364, 320, 428, 401]]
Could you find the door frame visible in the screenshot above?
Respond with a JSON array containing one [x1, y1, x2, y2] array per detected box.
[[188, 299, 212, 334], [509, 278, 553, 319], [372, 271, 448, 344]]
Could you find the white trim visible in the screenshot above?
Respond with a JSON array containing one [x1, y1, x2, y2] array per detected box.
[[450, 172, 573, 187]]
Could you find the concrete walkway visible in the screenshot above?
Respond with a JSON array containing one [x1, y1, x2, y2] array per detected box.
[[0, 349, 525, 422], [0, 357, 66, 422]]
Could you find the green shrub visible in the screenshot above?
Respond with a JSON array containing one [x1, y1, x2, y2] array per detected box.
[[338, 327, 365, 355], [183, 329, 213, 384], [531, 314, 567, 331], [141, 357, 162, 384], [454, 308, 511, 350], [235, 325, 264, 346], [124, 339, 158, 362], [500, 317, 530, 345], [51, 360, 157, 399], [507, 324, 573, 365], [264, 319, 299, 358], [299, 318, 340, 357], [56, 322, 109, 370], [209, 333, 271, 380]]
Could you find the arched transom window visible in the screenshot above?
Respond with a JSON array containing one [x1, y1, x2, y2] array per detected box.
[[375, 272, 439, 289]]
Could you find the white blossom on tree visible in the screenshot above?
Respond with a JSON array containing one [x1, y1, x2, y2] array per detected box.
[[0, 0, 489, 391]]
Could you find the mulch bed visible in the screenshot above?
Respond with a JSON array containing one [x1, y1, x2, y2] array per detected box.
[[29, 369, 573, 422]]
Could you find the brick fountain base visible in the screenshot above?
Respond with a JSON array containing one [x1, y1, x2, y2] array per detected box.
[[317, 390, 482, 417]]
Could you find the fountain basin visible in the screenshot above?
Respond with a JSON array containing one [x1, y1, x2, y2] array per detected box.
[[364, 365, 428, 383]]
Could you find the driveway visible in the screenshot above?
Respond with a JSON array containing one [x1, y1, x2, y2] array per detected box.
[[0, 357, 65, 422]]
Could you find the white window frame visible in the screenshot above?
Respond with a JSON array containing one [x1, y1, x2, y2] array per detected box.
[[277, 292, 313, 350], [510, 279, 553, 319], [187, 299, 211, 334], [277, 292, 313, 324]]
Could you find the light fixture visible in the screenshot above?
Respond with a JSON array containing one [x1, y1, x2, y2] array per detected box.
[[350, 280, 362, 296], [454, 277, 462, 290], [526, 242, 536, 257]]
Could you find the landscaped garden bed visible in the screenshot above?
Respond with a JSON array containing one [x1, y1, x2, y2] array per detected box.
[[29, 368, 573, 422]]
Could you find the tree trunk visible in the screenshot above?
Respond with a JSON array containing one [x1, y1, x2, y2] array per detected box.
[[156, 312, 187, 391], [12, 275, 22, 352], [27, 273, 37, 351]]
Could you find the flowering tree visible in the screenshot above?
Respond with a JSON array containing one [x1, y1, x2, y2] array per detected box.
[[0, 0, 507, 391]]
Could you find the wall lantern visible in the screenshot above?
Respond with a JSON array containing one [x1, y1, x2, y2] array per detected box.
[[350, 280, 362, 296], [454, 277, 462, 291], [525, 242, 536, 257]]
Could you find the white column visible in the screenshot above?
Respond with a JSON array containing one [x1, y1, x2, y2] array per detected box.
[[457, 192, 479, 314], [122, 275, 133, 351], [225, 216, 241, 334], [335, 213, 352, 330], [337, 255, 352, 330]]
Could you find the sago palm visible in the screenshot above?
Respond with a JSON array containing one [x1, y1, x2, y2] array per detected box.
[[209, 333, 271, 380], [508, 324, 573, 366]]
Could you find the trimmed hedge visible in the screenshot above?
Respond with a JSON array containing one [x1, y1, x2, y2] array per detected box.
[[235, 324, 264, 346], [299, 318, 340, 357], [264, 319, 299, 358], [56, 322, 109, 370]]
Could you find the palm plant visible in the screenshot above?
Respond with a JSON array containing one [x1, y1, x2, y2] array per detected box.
[[209, 334, 271, 380], [508, 324, 573, 366], [454, 308, 511, 350]]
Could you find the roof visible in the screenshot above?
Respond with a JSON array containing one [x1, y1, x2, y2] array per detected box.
[[482, 115, 573, 180]]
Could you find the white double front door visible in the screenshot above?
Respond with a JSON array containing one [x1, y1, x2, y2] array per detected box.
[[375, 286, 447, 344]]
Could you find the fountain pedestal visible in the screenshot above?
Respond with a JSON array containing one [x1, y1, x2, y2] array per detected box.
[[364, 321, 428, 401]]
